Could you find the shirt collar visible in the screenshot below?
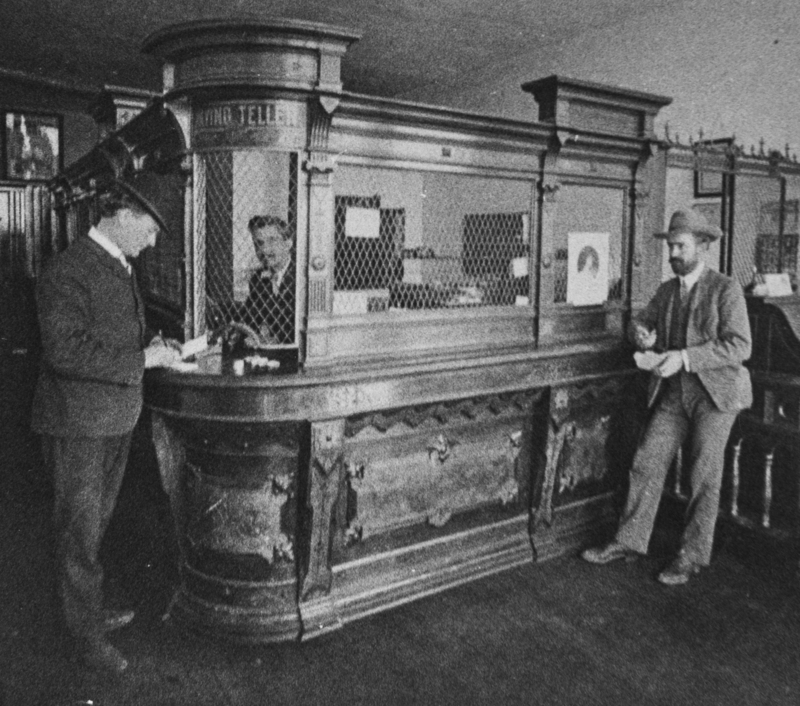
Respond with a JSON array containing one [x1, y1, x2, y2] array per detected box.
[[679, 261, 705, 292], [89, 226, 128, 265], [260, 259, 291, 285]]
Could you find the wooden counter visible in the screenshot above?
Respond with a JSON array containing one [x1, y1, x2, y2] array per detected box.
[[50, 18, 668, 643], [145, 342, 640, 641]]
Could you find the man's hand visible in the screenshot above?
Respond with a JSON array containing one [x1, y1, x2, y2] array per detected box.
[[244, 324, 277, 349], [633, 323, 657, 351], [654, 350, 684, 378], [144, 341, 182, 369]]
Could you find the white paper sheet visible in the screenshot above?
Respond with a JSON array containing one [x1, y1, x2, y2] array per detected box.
[[345, 207, 380, 239], [511, 256, 529, 278], [181, 333, 208, 360], [634, 351, 667, 371]]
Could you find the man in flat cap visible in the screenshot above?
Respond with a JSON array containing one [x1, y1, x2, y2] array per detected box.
[[32, 184, 181, 673], [582, 208, 752, 585]]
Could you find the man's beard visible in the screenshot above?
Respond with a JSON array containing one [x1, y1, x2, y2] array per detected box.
[[670, 258, 697, 276]]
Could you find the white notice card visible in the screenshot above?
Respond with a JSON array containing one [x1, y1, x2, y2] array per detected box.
[[511, 257, 529, 278], [567, 232, 609, 306], [345, 207, 380, 239]]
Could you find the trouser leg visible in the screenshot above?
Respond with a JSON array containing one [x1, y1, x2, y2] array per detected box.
[[45, 433, 131, 640], [679, 402, 737, 565], [615, 400, 688, 554]]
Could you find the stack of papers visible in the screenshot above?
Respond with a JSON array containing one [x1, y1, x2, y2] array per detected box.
[[180, 334, 209, 360], [168, 361, 200, 373]]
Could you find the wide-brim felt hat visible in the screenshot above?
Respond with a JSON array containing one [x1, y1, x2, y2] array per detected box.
[[655, 209, 724, 241]]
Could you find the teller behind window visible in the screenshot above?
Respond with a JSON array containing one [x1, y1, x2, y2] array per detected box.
[[242, 214, 296, 346]]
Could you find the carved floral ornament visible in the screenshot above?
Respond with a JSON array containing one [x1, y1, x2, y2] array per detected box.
[[632, 185, 650, 258], [540, 180, 561, 204], [632, 187, 650, 216]]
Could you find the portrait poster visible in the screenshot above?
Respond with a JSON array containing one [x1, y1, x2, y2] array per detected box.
[[567, 232, 609, 306], [4, 111, 62, 181]]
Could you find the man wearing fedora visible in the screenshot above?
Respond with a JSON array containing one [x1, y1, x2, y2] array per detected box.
[[33, 184, 181, 673], [581, 208, 752, 585]]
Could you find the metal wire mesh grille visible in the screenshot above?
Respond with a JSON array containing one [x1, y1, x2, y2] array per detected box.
[[204, 150, 234, 326], [783, 175, 800, 286], [193, 154, 207, 336], [332, 166, 533, 314], [750, 177, 799, 287], [198, 149, 298, 345], [733, 175, 784, 288]]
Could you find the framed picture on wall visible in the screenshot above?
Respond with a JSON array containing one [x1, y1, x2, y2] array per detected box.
[[2, 110, 63, 181], [694, 169, 724, 198], [693, 138, 733, 198]]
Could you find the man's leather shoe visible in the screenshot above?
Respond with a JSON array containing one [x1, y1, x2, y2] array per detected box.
[[658, 555, 702, 586], [78, 637, 129, 674], [581, 541, 638, 565], [101, 608, 135, 632]]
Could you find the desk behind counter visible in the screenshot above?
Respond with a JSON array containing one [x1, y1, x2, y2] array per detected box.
[[145, 343, 643, 642]]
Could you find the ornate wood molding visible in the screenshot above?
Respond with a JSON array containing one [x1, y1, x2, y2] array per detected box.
[[301, 419, 346, 600], [533, 377, 625, 527], [345, 390, 543, 438]]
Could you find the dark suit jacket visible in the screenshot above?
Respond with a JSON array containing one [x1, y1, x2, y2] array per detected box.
[[32, 237, 147, 436], [633, 267, 752, 413], [244, 264, 296, 345]]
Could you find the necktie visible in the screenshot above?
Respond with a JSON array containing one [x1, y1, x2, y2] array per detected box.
[[680, 278, 689, 302], [269, 270, 281, 295]]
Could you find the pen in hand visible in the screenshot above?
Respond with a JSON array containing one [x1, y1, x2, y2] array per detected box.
[[155, 330, 183, 353]]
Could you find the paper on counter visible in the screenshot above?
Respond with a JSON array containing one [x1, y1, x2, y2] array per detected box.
[[634, 351, 667, 371], [168, 361, 200, 373], [403, 259, 423, 284], [244, 355, 280, 370], [332, 291, 370, 315], [181, 333, 208, 360]]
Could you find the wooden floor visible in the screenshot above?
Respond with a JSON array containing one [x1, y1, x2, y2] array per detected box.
[[2, 423, 800, 706], [3, 284, 798, 705]]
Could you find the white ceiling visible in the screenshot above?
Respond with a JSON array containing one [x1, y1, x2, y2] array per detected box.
[[1, 0, 675, 101]]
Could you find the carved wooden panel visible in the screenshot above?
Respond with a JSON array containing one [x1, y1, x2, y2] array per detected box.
[[533, 375, 643, 526], [184, 469, 295, 565], [301, 419, 346, 600], [171, 420, 302, 580], [338, 391, 543, 551]]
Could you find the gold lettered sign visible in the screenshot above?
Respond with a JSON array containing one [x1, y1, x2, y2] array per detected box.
[[193, 100, 306, 149]]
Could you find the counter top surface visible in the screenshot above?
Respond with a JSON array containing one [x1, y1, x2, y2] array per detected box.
[[145, 341, 636, 422]]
